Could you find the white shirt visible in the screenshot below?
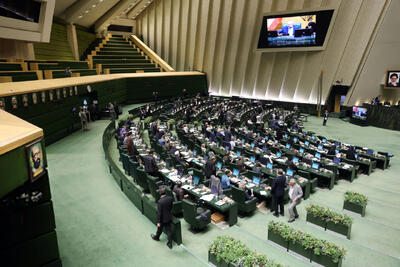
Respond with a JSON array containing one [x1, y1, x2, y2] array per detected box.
[[288, 27, 294, 36]]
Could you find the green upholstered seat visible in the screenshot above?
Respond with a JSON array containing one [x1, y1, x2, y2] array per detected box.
[[136, 167, 150, 192], [182, 199, 211, 231], [231, 186, 258, 215]]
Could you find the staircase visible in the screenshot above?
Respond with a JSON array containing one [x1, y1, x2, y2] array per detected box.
[[87, 34, 164, 74]]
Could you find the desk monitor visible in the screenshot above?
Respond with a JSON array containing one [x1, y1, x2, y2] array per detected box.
[[286, 169, 294, 177], [225, 146, 230, 151], [312, 162, 319, 170], [242, 138, 245, 143], [193, 150, 197, 156], [333, 157, 340, 164], [335, 149, 339, 154], [322, 138, 327, 143], [367, 149, 373, 155], [267, 163, 273, 169], [258, 132, 260, 137], [284, 134, 288, 138], [318, 145, 323, 150], [388, 153, 393, 157], [265, 136, 269, 140], [216, 142, 220, 147], [251, 143, 255, 148], [217, 162, 222, 169], [315, 152, 321, 159], [335, 142, 340, 147], [276, 152, 282, 157], [299, 148, 305, 153], [305, 141, 310, 146], [178, 168, 184, 176], [312, 135, 315, 140], [204, 156, 208, 161], [354, 153, 358, 159], [193, 176, 200, 186], [253, 177, 260, 185], [263, 146, 268, 153], [250, 156, 256, 163], [286, 144, 291, 149], [293, 157, 299, 163], [294, 137, 298, 143], [233, 169, 239, 177], [236, 151, 241, 156]]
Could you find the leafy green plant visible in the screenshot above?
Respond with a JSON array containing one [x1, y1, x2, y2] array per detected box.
[[306, 204, 353, 226], [344, 191, 368, 206], [268, 221, 346, 263], [209, 235, 283, 266]]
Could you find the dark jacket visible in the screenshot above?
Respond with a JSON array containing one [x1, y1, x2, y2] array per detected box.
[[224, 130, 232, 142], [346, 149, 356, 160], [271, 175, 286, 198], [143, 155, 158, 173], [205, 159, 216, 178], [173, 185, 184, 201], [157, 195, 173, 223]]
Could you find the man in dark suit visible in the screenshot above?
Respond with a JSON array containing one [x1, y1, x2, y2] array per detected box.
[[346, 146, 356, 160], [224, 127, 232, 142], [143, 150, 162, 180], [204, 156, 217, 179], [269, 170, 286, 217], [151, 187, 173, 249], [323, 110, 328, 126]]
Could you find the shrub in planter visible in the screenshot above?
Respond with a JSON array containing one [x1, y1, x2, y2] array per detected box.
[[343, 191, 367, 217], [306, 204, 353, 239], [267, 221, 290, 251], [312, 240, 345, 267], [288, 230, 313, 260], [268, 221, 346, 267], [209, 236, 283, 267]]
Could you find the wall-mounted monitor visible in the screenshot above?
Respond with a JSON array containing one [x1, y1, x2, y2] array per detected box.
[[256, 7, 337, 52], [352, 106, 367, 121], [384, 70, 400, 88]]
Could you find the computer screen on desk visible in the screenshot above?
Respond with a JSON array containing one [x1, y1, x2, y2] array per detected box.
[[315, 152, 321, 158], [250, 156, 256, 163], [253, 177, 260, 185], [300, 148, 305, 153], [233, 169, 239, 176], [286, 169, 294, 177], [193, 176, 200, 186], [305, 141, 310, 146], [312, 162, 319, 169], [277, 152, 282, 157], [293, 157, 299, 163], [367, 149, 373, 155], [236, 151, 241, 156], [286, 144, 290, 149], [318, 145, 323, 150], [217, 162, 222, 169], [333, 157, 340, 164], [267, 163, 273, 169]]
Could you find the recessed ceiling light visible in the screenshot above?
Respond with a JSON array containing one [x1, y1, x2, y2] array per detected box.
[[99, 0, 103, 2], [78, 15, 83, 19], [92, 4, 96, 8], [85, 10, 89, 13]]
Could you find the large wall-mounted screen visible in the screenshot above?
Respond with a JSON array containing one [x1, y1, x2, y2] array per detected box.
[[257, 8, 336, 52], [352, 106, 368, 121]]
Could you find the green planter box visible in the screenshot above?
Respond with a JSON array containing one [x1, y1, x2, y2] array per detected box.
[[326, 221, 352, 239], [312, 253, 343, 267], [208, 250, 218, 266], [268, 229, 289, 251], [306, 213, 327, 229], [343, 200, 366, 217], [289, 241, 312, 261]]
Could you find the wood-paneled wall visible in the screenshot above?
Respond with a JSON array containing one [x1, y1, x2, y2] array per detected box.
[[136, 0, 389, 105]]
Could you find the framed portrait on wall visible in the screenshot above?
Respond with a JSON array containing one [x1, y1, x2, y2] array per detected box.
[[25, 139, 46, 182], [0, 98, 5, 110], [385, 70, 400, 88], [11, 96, 18, 109], [41, 91, 46, 103], [32, 93, 37, 104]]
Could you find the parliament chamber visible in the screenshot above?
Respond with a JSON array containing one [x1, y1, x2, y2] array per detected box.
[[1, 1, 400, 267]]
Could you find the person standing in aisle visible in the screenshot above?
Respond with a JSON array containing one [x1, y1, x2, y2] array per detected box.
[[323, 110, 328, 126]]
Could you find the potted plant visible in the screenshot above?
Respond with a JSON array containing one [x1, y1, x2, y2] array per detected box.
[[242, 252, 283, 267], [306, 204, 353, 239], [312, 239, 346, 267], [325, 209, 353, 239], [288, 230, 313, 261], [343, 191, 367, 217], [268, 221, 290, 251], [306, 204, 327, 229]]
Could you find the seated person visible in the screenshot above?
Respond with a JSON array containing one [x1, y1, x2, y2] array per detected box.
[[328, 145, 336, 156], [223, 153, 232, 165], [239, 183, 254, 200], [346, 146, 356, 160], [221, 170, 232, 189], [173, 181, 188, 201], [252, 163, 263, 175], [158, 135, 166, 147], [119, 125, 127, 137], [236, 157, 246, 172], [260, 152, 273, 165], [210, 175, 222, 196]]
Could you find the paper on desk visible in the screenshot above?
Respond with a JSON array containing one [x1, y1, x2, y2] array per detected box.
[[182, 184, 193, 190], [260, 191, 267, 196], [200, 194, 215, 202]]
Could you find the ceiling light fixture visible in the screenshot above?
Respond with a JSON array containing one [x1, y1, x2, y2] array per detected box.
[[92, 4, 96, 8], [85, 10, 89, 13]]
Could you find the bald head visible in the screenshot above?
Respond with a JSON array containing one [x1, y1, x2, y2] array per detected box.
[[289, 179, 296, 186]]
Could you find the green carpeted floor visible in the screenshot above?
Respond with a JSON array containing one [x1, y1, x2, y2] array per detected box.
[[46, 105, 400, 267]]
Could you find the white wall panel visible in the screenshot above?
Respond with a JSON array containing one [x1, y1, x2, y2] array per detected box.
[[135, 0, 389, 105]]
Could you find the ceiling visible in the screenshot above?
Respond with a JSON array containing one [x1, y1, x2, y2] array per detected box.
[[53, 0, 154, 30]]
